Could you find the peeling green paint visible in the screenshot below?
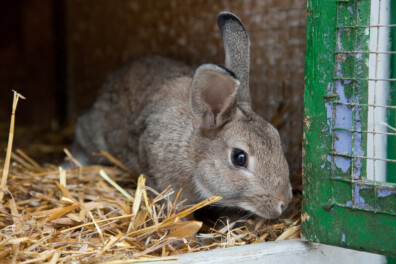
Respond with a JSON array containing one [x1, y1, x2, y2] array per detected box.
[[302, 0, 396, 257]]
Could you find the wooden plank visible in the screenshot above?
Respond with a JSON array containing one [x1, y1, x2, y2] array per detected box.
[[143, 239, 385, 264]]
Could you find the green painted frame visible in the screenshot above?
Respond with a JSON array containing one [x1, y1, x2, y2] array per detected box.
[[302, 0, 396, 257]]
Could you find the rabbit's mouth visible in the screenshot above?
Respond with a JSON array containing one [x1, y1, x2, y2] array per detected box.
[[218, 197, 286, 219]]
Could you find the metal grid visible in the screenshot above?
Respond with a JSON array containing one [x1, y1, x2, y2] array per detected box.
[[328, 0, 396, 215]]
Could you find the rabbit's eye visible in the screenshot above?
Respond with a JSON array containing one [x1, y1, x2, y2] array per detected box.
[[231, 148, 248, 168]]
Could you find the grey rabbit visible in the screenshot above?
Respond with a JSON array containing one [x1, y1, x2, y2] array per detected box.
[[71, 12, 292, 219]]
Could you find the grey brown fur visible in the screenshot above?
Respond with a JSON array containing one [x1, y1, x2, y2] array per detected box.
[[71, 12, 292, 219]]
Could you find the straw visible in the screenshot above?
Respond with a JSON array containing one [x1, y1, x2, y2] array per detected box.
[[0, 91, 25, 202], [0, 93, 301, 263]]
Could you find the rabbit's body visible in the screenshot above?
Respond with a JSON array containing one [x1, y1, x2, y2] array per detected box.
[[74, 56, 204, 201], [71, 12, 292, 219], [74, 57, 192, 170]]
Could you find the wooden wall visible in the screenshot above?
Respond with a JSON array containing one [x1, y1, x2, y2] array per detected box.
[[0, 0, 60, 126]]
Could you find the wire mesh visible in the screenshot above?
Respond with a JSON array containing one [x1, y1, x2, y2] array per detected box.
[[329, 0, 396, 215]]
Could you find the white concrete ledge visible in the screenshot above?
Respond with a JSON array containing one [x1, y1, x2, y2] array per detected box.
[[145, 239, 386, 264]]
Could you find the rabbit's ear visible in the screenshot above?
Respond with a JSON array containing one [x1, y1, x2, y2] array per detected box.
[[190, 64, 239, 130], [217, 12, 251, 105]]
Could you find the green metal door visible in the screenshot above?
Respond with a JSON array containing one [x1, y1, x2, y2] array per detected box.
[[302, 0, 396, 257]]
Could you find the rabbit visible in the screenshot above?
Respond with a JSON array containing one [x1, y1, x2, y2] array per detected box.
[[70, 12, 292, 219]]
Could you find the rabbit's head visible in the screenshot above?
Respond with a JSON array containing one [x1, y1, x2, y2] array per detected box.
[[188, 12, 292, 219]]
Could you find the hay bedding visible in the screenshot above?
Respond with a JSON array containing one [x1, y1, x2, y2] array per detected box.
[[0, 92, 301, 263]]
